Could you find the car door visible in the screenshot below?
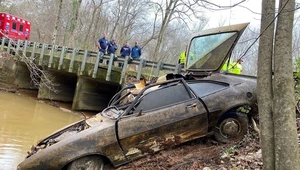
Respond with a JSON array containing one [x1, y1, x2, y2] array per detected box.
[[116, 80, 208, 160]]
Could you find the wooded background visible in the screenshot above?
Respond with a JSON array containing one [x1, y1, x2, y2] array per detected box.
[[0, 0, 300, 76], [1, 0, 299, 169]]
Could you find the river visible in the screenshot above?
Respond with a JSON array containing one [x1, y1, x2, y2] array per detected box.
[[0, 91, 83, 170]]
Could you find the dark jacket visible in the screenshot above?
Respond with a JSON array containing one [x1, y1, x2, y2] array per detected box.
[[98, 37, 108, 53], [131, 46, 141, 59], [120, 45, 131, 57], [108, 41, 118, 54]]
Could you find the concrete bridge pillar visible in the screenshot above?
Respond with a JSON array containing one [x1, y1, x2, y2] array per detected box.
[[0, 58, 36, 89], [14, 62, 36, 89], [72, 76, 121, 111], [37, 71, 77, 102]]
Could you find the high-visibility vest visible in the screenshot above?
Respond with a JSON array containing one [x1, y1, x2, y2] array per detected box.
[[231, 62, 242, 74], [221, 60, 242, 74], [179, 52, 186, 64], [221, 59, 232, 72]]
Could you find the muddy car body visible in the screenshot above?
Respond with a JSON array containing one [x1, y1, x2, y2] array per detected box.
[[18, 23, 257, 170]]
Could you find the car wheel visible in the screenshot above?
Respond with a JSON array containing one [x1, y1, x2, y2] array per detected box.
[[67, 156, 104, 170], [214, 112, 248, 143]]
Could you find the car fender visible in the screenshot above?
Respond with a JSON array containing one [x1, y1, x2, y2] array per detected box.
[[217, 102, 252, 124], [18, 124, 124, 170]]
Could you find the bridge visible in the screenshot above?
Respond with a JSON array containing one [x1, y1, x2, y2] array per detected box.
[[0, 38, 182, 111]]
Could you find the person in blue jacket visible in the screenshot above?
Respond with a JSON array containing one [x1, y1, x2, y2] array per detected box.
[[119, 42, 131, 67], [97, 33, 109, 63], [107, 39, 118, 55], [106, 39, 118, 65], [120, 42, 131, 57], [131, 41, 141, 59]]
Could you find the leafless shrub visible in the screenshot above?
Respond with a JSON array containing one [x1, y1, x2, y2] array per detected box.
[[0, 31, 59, 93]]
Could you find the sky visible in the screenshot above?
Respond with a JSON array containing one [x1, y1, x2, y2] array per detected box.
[[204, 0, 300, 29], [204, 0, 262, 29]]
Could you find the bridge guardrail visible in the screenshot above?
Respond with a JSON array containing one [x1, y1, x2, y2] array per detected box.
[[0, 38, 183, 84]]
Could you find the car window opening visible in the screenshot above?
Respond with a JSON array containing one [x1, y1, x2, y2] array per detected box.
[[132, 84, 192, 114], [188, 82, 229, 98]]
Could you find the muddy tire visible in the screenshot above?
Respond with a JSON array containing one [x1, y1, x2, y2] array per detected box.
[[214, 112, 248, 143], [67, 156, 104, 170]]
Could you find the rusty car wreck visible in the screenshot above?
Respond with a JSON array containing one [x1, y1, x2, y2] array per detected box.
[[18, 23, 258, 170]]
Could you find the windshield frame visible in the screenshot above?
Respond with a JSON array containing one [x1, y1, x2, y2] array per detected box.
[[187, 31, 238, 70], [185, 23, 249, 73]]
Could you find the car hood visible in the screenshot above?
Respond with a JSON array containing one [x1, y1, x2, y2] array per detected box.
[[186, 23, 249, 72], [26, 114, 113, 158]]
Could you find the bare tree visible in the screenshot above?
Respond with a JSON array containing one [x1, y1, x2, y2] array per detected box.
[[51, 0, 63, 44], [257, 0, 275, 169], [258, 0, 299, 169], [147, 0, 206, 61], [82, 0, 105, 47], [67, 0, 82, 47], [292, 13, 300, 65], [273, 0, 299, 168], [6, 0, 208, 61]]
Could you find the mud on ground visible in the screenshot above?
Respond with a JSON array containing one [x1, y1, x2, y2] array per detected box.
[[106, 128, 262, 170], [106, 115, 300, 170]]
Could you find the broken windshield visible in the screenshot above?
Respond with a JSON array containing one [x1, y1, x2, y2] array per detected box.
[[187, 32, 237, 70]]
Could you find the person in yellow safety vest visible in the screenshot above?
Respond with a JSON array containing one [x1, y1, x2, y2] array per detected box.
[[221, 59, 233, 72], [232, 58, 243, 74], [178, 51, 186, 66], [221, 58, 243, 74]]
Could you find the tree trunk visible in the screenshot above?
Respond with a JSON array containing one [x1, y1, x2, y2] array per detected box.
[[83, 0, 103, 48], [67, 0, 82, 47], [92, 7, 102, 46], [257, 0, 276, 169], [152, 3, 171, 61], [83, 8, 97, 46], [273, 0, 299, 169], [152, 0, 178, 61], [110, 0, 122, 40], [51, 0, 63, 45]]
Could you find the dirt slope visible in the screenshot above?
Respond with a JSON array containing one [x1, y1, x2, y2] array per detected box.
[[106, 116, 299, 170]]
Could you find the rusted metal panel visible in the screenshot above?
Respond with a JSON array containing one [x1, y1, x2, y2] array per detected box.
[[117, 99, 208, 160]]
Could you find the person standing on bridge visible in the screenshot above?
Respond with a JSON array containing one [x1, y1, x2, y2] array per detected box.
[[131, 41, 141, 60], [106, 39, 118, 65], [130, 41, 142, 71], [119, 42, 131, 67], [97, 33, 109, 63], [108, 39, 118, 55]]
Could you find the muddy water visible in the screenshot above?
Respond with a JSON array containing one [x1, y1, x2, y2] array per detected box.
[[0, 92, 83, 170]]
